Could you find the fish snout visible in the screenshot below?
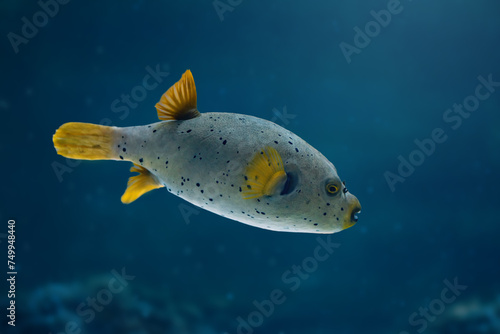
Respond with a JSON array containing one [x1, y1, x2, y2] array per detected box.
[[343, 195, 361, 230]]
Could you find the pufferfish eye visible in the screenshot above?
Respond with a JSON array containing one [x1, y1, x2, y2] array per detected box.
[[326, 182, 340, 195]]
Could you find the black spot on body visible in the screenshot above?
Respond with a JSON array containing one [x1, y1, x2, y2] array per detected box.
[[223, 140, 227, 145], [122, 148, 126, 152], [139, 158, 143, 163], [119, 156, 123, 160]]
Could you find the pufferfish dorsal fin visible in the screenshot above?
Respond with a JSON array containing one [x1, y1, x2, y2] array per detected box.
[[121, 164, 165, 204], [155, 69, 201, 121], [242, 146, 288, 199]]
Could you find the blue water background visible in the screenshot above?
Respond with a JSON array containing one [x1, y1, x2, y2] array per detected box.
[[1, 1, 499, 333]]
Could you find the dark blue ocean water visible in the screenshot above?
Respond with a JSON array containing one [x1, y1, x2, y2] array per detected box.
[[1, 1, 500, 333]]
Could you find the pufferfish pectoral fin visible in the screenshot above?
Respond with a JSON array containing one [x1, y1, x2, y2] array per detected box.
[[121, 164, 165, 204], [242, 146, 288, 199], [155, 69, 201, 121]]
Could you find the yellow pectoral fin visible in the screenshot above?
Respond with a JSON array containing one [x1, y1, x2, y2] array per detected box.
[[242, 146, 287, 199], [155, 69, 201, 121], [121, 164, 164, 204]]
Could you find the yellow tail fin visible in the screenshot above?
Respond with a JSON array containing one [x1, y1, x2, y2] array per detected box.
[[53, 122, 116, 160]]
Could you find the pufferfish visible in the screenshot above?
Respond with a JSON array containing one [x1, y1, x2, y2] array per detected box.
[[53, 70, 361, 234]]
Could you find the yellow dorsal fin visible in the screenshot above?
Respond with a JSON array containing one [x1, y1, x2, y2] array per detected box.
[[155, 69, 201, 121], [242, 146, 287, 199], [121, 164, 164, 204]]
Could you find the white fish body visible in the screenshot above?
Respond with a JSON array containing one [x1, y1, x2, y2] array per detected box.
[[53, 70, 361, 234]]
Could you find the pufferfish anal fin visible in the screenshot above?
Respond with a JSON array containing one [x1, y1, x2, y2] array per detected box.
[[155, 69, 201, 121], [121, 164, 165, 204], [242, 146, 288, 199]]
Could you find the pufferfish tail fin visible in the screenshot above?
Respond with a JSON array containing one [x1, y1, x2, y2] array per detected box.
[[53, 122, 118, 160], [155, 69, 201, 121]]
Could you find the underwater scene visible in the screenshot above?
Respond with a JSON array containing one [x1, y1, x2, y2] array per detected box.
[[1, 0, 500, 333]]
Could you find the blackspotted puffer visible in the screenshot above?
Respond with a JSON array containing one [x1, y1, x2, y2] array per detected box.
[[53, 70, 361, 234]]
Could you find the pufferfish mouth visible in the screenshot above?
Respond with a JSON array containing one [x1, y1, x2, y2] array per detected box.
[[351, 206, 361, 223], [343, 197, 361, 230]]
